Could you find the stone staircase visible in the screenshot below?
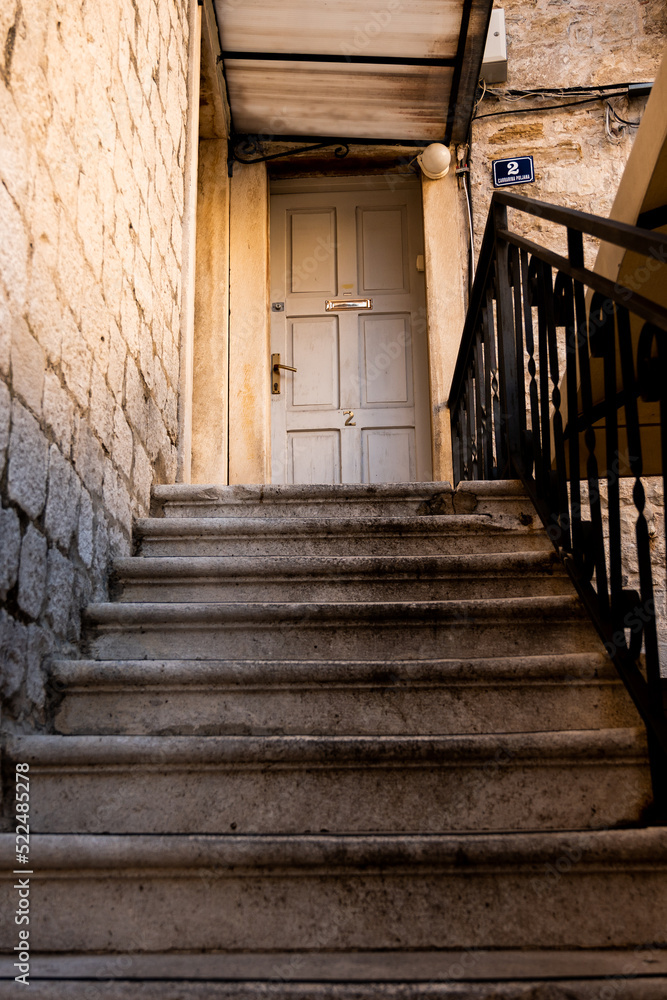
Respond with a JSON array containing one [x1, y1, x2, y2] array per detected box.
[[2, 480, 667, 998]]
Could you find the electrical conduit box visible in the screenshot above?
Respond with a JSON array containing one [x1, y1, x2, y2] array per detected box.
[[481, 8, 507, 84]]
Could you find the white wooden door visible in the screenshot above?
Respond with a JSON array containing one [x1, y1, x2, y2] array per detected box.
[[270, 180, 431, 485]]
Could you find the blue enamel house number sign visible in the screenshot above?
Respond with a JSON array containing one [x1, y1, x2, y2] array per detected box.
[[492, 155, 535, 188]]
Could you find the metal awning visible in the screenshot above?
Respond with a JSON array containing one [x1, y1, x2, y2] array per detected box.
[[213, 0, 494, 145]]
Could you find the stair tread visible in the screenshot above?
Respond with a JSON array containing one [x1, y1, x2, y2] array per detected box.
[[3, 980, 667, 1000], [136, 514, 541, 534], [85, 595, 589, 622], [51, 652, 637, 738], [113, 552, 564, 577], [149, 480, 532, 519], [7, 729, 649, 765], [3, 979, 667, 1000], [49, 652, 620, 686], [2, 828, 665, 868], [6, 948, 667, 981], [153, 481, 460, 502], [151, 481, 529, 503]]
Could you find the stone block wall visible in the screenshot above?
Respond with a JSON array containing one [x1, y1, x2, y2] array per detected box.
[[0, 0, 190, 728], [470, 0, 666, 257]]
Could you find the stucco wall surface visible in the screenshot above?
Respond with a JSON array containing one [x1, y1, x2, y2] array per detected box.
[[0, 0, 190, 728]]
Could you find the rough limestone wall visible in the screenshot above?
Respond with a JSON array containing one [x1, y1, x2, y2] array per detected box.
[[0, 0, 190, 729], [468, 0, 666, 660], [470, 0, 666, 259]]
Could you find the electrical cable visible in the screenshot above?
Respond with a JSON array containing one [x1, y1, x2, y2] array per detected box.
[[606, 105, 641, 127], [455, 143, 476, 286], [605, 102, 623, 145], [463, 171, 475, 283], [483, 82, 648, 96], [473, 92, 629, 121], [483, 87, 615, 102], [472, 78, 487, 116], [604, 101, 642, 143]]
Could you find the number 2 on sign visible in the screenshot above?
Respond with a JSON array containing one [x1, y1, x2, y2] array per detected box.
[[506, 161, 519, 176]]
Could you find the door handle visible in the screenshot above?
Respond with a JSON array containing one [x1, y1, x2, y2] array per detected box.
[[343, 410, 356, 426], [271, 354, 297, 394]]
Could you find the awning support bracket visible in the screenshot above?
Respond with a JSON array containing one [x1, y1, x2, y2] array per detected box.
[[230, 136, 351, 172]]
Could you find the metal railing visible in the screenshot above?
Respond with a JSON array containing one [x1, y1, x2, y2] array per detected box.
[[449, 191, 667, 815]]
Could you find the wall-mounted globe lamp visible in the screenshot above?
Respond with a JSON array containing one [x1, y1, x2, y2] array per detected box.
[[417, 143, 451, 179]]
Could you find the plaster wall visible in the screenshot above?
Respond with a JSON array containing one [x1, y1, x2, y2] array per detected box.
[[0, 0, 192, 727], [228, 161, 271, 485], [422, 170, 469, 485], [192, 138, 229, 484]]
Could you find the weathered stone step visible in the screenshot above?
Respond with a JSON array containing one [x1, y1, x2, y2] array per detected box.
[[49, 653, 639, 736], [5, 730, 650, 834], [5, 984, 667, 1000], [4, 951, 667, 999], [134, 514, 552, 558], [1, 829, 665, 952], [112, 551, 571, 603], [150, 480, 538, 520], [3, 979, 667, 1000], [83, 596, 602, 661]]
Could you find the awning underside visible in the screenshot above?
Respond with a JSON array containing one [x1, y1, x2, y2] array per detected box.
[[214, 0, 493, 145]]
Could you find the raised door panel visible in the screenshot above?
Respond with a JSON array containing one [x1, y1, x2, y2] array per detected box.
[[360, 315, 412, 407], [362, 427, 416, 484], [289, 209, 338, 294], [357, 206, 409, 293], [288, 430, 341, 484], [289, 317, 340, 409]]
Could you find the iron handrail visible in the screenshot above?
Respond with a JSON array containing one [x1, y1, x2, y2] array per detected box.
[[449, 190, 667, 817]]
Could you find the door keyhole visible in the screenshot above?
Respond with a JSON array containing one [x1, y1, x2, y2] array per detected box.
[[343, 410, 356, 426]]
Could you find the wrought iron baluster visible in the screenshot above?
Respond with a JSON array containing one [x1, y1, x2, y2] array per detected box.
[[453, 406, 464, 485], [617, 306, 660, 667], [461, 381, 471, 481], [481, 303, 494, 478], [493, 205, 522, 476], [474, 327, 486, 480], [521, 249, 542, 487], [568, 232, 608, 609], [556, 266, 581, 555], [484, 287, 502, 478], [510, 245, 529, 473], [535, 259, 552, 504], [466, 367, 478, 480], [586, 294, 624, 621], [540, 260, 570, 548]]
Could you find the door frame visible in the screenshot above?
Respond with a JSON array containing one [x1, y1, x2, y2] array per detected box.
[[187, 162, 469, 485]]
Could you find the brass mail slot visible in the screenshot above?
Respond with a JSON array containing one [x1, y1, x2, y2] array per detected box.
[[325, 298, 373, 311]]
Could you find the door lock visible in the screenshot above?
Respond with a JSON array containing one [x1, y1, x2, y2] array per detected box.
[[271, 353, 297, 394], [343, 410, 356, 426]]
